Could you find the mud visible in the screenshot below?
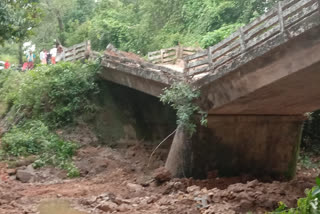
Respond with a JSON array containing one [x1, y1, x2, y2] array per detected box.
[[0, 143, 318, 214]]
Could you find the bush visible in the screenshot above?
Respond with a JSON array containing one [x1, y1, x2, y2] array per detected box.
[[0, 62, 98, 127], [1, 120, 49, 156], [200, 23, 243, 48], [0, 62, 99, 177], [2, 120, 79, 177]]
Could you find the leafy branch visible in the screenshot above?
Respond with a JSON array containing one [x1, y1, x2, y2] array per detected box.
[[160, 82, 207, 136]]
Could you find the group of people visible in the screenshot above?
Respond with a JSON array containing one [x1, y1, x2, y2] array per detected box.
[[22, 44, 64, 71]]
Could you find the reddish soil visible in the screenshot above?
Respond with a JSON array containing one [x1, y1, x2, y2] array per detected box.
[[0, 144, 318, 214], [104, 46, 145, 62]]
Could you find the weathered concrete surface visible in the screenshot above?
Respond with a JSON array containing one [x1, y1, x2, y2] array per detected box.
[[94, 80, 177, 144], [165, 125, 193, 178], [96, 2, 320, 179], [100, 66, 169, 97], [196, 13, 320, 115], [100, 51, 183, 97], [190, 115, 305, 179]]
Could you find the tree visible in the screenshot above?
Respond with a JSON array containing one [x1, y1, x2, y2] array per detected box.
[[0, 1, 14, 44], [0, 1, 41, 64], [79, 0, 280, 54], [39, 0, 75, 45]]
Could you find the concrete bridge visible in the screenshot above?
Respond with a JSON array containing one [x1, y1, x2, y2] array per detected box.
[[69, 0, 320, 179]]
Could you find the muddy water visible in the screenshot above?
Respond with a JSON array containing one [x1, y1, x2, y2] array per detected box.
[[38, 199, 87, 214]]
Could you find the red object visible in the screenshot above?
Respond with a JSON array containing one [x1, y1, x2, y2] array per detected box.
[[27, 62, 34, 70], [4, 61, 10, 69], [22, 62, 28, 71], [51, 57, 56, 64]]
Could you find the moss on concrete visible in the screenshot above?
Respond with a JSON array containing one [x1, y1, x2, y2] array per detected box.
[[285, 125, 304, 180]]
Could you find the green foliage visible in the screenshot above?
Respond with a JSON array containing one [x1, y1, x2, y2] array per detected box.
[[271, 178, 320, 214], [302, 110, 320, 154], [1, 120, 79, 177], [30, 0, 278, 55], [0, 42, 19, 64], [0, 62, 98, 177], [200, 23, 243, 48], [160, 82, 207, 135], [30, 0, 95, 48], [299, 154, 320, 169], [0, 62, 98, 127], [2, 120, 49, 156], [0, 0, 41, 44], [0, 69, 25, 105]]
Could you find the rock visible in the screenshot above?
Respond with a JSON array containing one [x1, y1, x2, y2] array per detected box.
[[247, 179, 259, 188], [126, 183, 143, 193], [186, 185, 200, 193], [262, 199, 277, 209], [173, 181, 183, 190], [76, 158, 108, 176], [0, 199, 8, 205], [117, 204, 131, 212], [98, 201, 118, 212], [6, 169, 17, 176], [153, 167, 171, 184], [237, 192, 251, 201], [16, 169, 35, 183], [239, 199, 252, 210]]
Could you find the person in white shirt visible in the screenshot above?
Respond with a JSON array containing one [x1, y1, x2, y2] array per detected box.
[[50, 46, 57, 64], [56, 45, 65, 63], [39, 49, 47, 64]]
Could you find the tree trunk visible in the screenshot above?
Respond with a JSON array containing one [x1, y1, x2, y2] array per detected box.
[[18, 41, 23, 66], [165, 125, 193, 178], [56, 10, 64, 32]]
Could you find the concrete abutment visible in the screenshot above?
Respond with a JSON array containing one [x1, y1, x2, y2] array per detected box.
[[166, 115, 305, 180]]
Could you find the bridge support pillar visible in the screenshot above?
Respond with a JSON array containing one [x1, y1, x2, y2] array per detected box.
[[167, 115, 305, 180]]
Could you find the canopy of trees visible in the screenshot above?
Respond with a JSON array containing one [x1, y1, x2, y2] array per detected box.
[[1, 0, 277, 55], [0, 0, 41, 44]]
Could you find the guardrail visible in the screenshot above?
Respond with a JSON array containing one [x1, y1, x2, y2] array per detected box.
[[148, 46, 202, 64], [102, 52, 185, 84], [63, 41, 91, 62], [185, 0, 320, 78]]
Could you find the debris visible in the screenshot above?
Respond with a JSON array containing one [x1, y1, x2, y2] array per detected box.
[[153, 167, 171, 184]]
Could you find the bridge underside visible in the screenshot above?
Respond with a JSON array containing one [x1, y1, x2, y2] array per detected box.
[[100, 66, 168, 97], [199, 16, 320, 115], [178, 15, 320, 179], [97, 5, 320, 180]]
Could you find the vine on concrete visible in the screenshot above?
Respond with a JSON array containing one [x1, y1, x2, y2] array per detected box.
[[160, 82, 207, 136]]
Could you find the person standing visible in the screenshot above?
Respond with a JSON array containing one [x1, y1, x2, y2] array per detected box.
[[40, 49, 47, 65], [56, 45, 64, 63], [4, 60, 10, 69], [26, 50, 36, 70], [50, 46, 57, 64], [46, 51, 52, 65]]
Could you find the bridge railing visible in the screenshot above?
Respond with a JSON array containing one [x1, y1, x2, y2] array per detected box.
[[147, 46, 202, 64], [184, 0, 320, 78], [63, 41, 91, 62]]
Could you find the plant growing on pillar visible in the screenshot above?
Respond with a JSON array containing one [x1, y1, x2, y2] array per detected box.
[[160, 82, 207, 135]]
